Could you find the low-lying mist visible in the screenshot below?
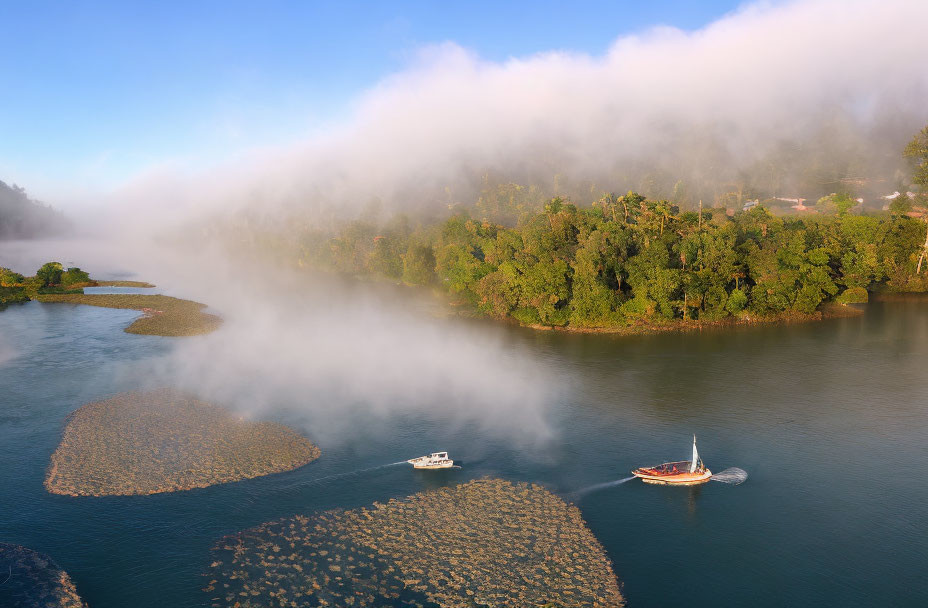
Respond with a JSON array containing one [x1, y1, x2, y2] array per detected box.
[[8, 0, 928, 453], [93, 0, 928, 238], [0, 238, 561, 450], [142, 268, 560, 450]]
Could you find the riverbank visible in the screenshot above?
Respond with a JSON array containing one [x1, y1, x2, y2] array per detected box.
[[45, 390, 321, 497], [517, 302, 865, 336], [36, 293, 222, 336]]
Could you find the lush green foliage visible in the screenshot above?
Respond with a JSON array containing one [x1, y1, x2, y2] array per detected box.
[[0, 262, 98, 308], [836, 286, 869, 304], [0, 267, 25, 287], [35, 261, 64, 287], [61, 267, 91, 286], [308, 195, 928, 328], [30, 262, 91, 290], [0, 285, 30, 306], [904, 125, 928, 189]]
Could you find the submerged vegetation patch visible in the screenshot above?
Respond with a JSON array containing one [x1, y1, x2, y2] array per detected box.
[[0, 543, 87, 608], [45, 390, 320, 497], [36, 293, 222, 336], [206, 478, 623, 607]]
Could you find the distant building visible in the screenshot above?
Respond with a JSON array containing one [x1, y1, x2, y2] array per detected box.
[[881, 191, 916, 200]]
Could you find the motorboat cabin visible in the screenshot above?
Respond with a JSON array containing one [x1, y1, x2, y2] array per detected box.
[[407, 452, 455, 469]]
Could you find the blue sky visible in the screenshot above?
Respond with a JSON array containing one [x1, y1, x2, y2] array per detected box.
[[0, 1, 743, 198]]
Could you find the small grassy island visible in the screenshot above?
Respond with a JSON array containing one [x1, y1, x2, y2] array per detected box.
[[205, 478, 623, 607], [45, 390, 321, 497], [0, 543, 88, 608], [36, 293, 222, 336], [0, 262, 220, 336]]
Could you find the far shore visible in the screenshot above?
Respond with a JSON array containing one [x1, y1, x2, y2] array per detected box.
[[422, 281, 868, 337], [516, 302, 865, 336]]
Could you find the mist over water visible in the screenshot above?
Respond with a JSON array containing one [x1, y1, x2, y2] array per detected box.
[[54, 0, 925, 237], [0, 338, 16, 366], [3, 2, 928, 605], [0, 238, 561, 451], [9, 1, 925, 451], [148, 275, 558, 449], [2, 290, 927, 607]]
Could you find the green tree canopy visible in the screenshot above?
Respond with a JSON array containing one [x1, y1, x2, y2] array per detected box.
[[35, 262, 63, 287]]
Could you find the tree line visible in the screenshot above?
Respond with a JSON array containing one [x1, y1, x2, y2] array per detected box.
[[293, 125, 928, 329], [0, 180, 68, 239], [305, 196, 926, 328]]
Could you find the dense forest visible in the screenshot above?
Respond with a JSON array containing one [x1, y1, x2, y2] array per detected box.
[[273, 125, 928, 331], [0, 180, 68, 239]]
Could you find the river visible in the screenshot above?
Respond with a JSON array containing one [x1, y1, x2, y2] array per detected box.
[[1, 294, 926, 606]]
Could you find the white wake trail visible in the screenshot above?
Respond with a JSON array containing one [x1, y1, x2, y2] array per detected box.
[[279, 461, 407, 492], [710, 467, 748, 485], [571, 476, 636, 499]]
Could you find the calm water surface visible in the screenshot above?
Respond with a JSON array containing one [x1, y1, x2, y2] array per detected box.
[[1, 298, 927, 606]]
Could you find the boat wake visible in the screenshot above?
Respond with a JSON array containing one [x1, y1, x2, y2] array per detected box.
[[570, 476, 636, 500], [227, 461, 409, 516], [280, 461, 408, 491], [709, 467, 748, 485]]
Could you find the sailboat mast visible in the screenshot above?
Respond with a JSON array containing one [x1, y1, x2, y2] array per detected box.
[[690, 435, 699, 473]]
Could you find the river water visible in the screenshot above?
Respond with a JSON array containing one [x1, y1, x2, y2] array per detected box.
[[1, 295, 926, 607]]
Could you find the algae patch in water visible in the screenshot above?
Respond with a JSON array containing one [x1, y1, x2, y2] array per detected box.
[[0, 543, 87, 608], [45, 390, 321, 497], [35, 293, 221, 336], [206, 478, 624, 607]]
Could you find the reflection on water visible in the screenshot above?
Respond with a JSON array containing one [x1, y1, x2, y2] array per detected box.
[[0, 298, 926, 606]]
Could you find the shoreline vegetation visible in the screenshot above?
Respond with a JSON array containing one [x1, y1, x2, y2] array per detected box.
[[0, 262, 220, 336], [206, 478, 624, 607], [45, 389, 321, 497], [519, 301, 865, 336], [232, 124, 928, 337], [0, 542, 88, 608], [283, 197, 928, 337], [260, 195, 926, 338]]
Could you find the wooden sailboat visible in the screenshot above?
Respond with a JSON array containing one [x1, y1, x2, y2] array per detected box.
[[632, 435, 712, 485]]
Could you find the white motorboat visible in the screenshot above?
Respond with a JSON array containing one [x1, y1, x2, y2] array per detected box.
[[407, 452, 455, 469]]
